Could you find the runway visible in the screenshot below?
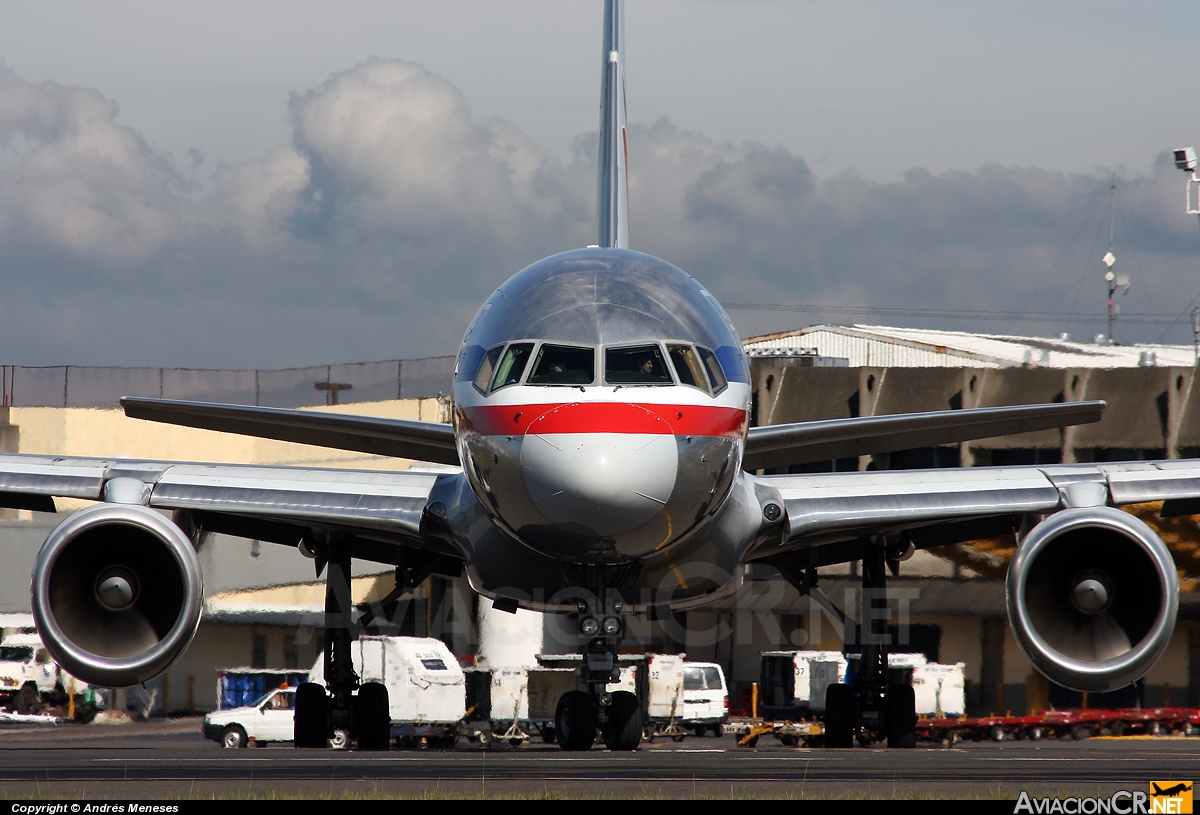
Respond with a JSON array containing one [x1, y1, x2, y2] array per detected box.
[[0, 720, 1196, 799]]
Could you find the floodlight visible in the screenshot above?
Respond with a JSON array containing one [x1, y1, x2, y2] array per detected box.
[[1175, 147, 1197, 172]]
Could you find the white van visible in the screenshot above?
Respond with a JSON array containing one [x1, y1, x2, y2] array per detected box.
[[680, 662, 728, 737]]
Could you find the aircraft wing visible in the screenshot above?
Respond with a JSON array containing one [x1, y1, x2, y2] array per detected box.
[[121, 397, 460, 466], [747, 458, 1200, 567], [742, 400, 1105, 471], [0, 453, 460, 562]]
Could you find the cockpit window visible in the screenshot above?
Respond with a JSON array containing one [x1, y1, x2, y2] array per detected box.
[[697, 347, 728, 394], [667, 344, 709, 392], [472, 345, 504, 393], [492, 343, 534, 390], [528, 344, 595, 385], [605, 345, 673, 385]]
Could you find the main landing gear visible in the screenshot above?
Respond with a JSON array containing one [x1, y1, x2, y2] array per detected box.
[[293, 535, 391, 750], [820, 544, 917, 749], [554, 576, 641, 752]]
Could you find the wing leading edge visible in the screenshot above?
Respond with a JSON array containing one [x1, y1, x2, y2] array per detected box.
[[0, 452, 448, 545], [743, 400, 1105, 471], [749, 457, 1200, 565], [121, 397, 459, 466]]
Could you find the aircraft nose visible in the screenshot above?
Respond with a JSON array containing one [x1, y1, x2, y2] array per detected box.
[[565, 441, 632, 506], [521, 403, 678, 537]]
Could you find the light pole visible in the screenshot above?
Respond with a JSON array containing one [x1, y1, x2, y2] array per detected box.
[[1175, 149, 1200, 365], [1174, 147, 1200, 226], [1101, 175, 1130, 344]]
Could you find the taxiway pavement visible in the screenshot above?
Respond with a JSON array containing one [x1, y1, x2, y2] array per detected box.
[[0, 719, 1194, 799]]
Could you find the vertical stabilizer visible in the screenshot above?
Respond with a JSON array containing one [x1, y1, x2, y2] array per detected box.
[[597, 0, 629, 249]]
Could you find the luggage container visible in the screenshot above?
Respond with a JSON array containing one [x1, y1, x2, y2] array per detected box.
[[758, 650, 847, 720], [463, 665, 578, 746]]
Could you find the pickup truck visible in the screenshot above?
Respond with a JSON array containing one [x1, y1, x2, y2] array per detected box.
[[0, 632, 97, 720]]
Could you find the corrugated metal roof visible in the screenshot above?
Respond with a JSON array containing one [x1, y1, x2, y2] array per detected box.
[[743, 325, 1197, 369]]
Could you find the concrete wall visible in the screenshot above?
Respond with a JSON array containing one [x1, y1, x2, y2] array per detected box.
[[752, 362, 1200, 465]]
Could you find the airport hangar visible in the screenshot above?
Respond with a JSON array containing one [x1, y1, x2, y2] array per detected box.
[[0, 327, 1198, 717]]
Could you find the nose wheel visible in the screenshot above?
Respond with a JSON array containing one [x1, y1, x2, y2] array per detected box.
[[553, 588, 641, 751]]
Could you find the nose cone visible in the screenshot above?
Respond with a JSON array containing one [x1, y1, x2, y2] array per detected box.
[[521, 403, 677, 537]]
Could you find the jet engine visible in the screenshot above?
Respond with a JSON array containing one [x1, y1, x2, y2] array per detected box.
[[31, 503, 203, 688], [1006, 506, 1178, 693]]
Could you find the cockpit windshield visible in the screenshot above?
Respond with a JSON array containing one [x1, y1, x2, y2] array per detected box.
[[667, 344, 707, 391], [492, 343, 534, 390], [605, 345, 673, 385], [527, 344, 595, 385], [697, 347, 728, 394], [472, 345, 503, 393]]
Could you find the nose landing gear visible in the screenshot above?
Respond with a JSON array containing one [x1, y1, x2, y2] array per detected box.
[[554, 591, 641, 751]]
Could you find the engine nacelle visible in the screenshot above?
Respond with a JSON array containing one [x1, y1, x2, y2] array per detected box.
[[31, 503, 203, 688], [1006, 506, 1178, 693]]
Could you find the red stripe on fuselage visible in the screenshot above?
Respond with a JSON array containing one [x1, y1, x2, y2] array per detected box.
[[457, 402, 747, 438]]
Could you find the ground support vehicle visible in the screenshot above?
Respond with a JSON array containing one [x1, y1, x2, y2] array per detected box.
[[536, 653, 691, 744], [916, 707, 1200, 744], [0, 633, 98, 721], [307, 636, 465, 749], [204, 686, 297, 748], [758, 650, 848, 721], [606, 653, 688, 742], [463, 665, 575, 746], [680, 662, 729, 738], [726, 681, 824, 747]]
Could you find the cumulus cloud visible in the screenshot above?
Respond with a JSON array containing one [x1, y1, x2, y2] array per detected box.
[[0, 58, 1194, 368]]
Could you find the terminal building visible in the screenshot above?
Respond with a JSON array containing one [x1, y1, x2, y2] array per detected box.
[[0, 330, 1198, 717]]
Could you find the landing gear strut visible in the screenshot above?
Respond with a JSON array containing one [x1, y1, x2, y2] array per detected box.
[[820, 544, 916, 748], [293, 535, 391, 749], [554, 574, 641, 751]]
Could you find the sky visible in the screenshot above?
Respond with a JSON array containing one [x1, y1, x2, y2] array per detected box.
[[1, 0, 1200, 367]]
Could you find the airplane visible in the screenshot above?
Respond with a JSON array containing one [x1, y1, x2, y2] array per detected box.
[[0, 0, 1187, 751], [1152, 784, 1193, 798]]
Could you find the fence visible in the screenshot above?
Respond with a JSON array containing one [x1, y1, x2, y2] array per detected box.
[[0, 356, 456, 409]]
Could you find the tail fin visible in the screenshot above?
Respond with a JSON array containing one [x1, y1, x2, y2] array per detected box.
[[597, 0, 629, 249]]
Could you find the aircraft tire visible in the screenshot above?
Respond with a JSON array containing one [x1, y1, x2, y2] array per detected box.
[[355, 682, 390, 750], [554, 691, 597, 751], [294, 682, 328, 748], [886, 684, 917, 748], [824, 684, 853, 748], [602, 690, 641, 751]]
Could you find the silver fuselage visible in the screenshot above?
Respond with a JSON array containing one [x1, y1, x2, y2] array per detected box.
[[451, 248, 752, 582]]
